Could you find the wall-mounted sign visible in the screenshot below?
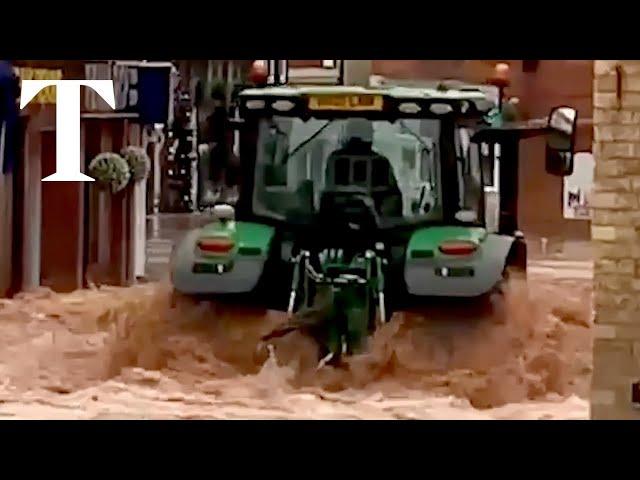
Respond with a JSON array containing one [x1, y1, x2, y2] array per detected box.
[[84, 62, 111, 111], [84, 61, 173, 124], [563, 151, 594, 220], [112, 63, 139, 112], [84, 62, 138, 113], [13, 67, 63, 104], [136, 65, 172, 125]]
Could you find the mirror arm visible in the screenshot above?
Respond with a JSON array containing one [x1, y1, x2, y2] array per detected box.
[[228, 118, 245, 130]]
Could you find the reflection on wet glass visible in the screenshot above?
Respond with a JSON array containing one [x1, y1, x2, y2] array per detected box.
[[549, 107, 576, 136]]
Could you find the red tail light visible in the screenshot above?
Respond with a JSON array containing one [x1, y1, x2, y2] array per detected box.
[[197, 238, 235, 255], [438, 240, 478, 256]]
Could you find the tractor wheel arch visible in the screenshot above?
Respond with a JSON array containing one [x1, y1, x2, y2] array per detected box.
[[504, 234, 527, 275]]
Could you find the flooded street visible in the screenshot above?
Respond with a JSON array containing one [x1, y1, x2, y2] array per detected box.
[[0, 59, 623, 420], [0, 267, 592, 419]]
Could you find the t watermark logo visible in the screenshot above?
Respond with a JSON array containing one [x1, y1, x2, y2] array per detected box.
[[20, 80, 115, 182]]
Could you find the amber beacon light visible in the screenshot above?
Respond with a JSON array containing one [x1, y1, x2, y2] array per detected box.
[[249, 60, 269, 86], [487, 62, 511, 110]]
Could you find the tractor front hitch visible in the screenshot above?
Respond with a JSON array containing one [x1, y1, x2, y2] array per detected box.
[[261, 245, 388, 368]]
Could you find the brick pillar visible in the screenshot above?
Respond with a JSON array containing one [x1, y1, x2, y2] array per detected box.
[[591, 60, 640, 419]]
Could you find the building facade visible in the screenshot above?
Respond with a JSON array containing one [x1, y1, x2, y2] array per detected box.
[[0, 60, 149, 297], [1, 60, 84, 296], [591, 60, 640, 419]]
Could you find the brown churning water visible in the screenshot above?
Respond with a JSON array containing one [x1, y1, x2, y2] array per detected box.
[[0, 275, 591, 418]]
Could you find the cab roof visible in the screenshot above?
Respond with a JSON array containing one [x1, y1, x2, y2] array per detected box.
[[238, 83, 496, 119], [239, 84, 491, 102]]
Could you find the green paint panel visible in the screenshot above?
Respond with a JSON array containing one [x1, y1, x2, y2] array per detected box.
[[410, 249, 435, 259], [407, 226, 487, 259], [235, 222, 275, 255], [238, 246, 262, 256]]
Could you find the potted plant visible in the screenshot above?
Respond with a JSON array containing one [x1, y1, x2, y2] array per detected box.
[[209, 79, 227, 102], [121, 145, 151, 183], [88, 152, 131, 194]]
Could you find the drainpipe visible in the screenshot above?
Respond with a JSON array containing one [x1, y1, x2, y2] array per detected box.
[[226, 60, 235, 107]]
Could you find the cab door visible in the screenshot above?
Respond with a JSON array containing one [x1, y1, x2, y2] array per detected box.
[[481, 142, 500, 233], [458, 127, 496, 229]]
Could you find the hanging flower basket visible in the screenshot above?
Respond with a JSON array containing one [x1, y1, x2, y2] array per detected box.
[[88, 152, 131, 194], [121, 145, 151, 182], [209, 79, 227, 101]]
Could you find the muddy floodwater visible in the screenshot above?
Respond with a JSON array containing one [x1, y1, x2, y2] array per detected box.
[[0, 274, 592, 419]]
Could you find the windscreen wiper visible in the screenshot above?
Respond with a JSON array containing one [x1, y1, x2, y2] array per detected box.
[[398, 120, 434, 152], [286, 121, 332, 160]]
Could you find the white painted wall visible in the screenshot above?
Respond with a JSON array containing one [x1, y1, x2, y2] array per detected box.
[[22, 134, 42, 291], [133, 179, 147, 278]]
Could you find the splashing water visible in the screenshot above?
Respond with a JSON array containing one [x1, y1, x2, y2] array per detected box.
[[0, 276, 592, 419]]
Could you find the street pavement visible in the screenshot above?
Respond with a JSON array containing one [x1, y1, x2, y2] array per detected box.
[[527, 259, 593, 280], [145, 213, 212, 281]]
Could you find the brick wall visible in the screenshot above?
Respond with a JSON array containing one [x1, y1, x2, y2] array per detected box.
[[591, 60, 640, 419]]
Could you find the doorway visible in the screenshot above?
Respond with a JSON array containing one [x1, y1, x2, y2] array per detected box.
[[40, 130, 84, 292]]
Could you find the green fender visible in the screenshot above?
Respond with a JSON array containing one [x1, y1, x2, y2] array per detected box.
[[405, 226, 515, 297], [172, 221, 275, 295]]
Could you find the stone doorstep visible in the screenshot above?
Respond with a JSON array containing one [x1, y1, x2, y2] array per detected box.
[[526, 239, 593, 262]]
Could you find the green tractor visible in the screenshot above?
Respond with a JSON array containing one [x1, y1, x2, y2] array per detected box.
[[171, 63, 578, 366]]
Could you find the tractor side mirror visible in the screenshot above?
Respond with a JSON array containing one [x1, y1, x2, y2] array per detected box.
[[545, 106, 578, 177], [228, 118, 244, 130]]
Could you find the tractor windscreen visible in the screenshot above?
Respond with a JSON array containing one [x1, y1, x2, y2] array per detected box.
[[252, 115, 444, 225]]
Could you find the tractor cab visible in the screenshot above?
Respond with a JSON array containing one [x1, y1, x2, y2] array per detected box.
[[229, 74, 577, 243]]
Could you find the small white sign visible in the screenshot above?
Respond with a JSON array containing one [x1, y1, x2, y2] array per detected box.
[[563, 151, 594, 220]]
